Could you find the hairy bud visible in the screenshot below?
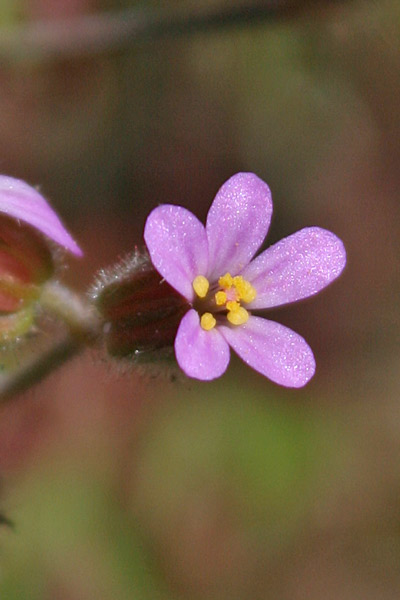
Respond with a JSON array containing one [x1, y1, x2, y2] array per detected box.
[[91, 249, 189, 363]]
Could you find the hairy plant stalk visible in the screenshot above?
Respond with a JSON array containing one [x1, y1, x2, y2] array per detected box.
[[0, 282, 100, 402], [40, 281, 99, 343]]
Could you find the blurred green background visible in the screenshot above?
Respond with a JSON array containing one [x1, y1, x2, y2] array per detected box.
[[0, 0, 399, 598]]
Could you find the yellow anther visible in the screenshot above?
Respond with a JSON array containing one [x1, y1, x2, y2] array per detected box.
[[215, 291, 227, 306], [193, 275, 209, 298], [196, 271, 255, 329], [226, 300, 240, 312], [227, 306, 249, 326], [233, 276, 256, 303], [218, 273, 233, 289], [200, 312, 216, 331]]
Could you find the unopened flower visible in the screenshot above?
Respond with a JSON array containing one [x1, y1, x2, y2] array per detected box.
[[92, 250, 188, 361], [144, 172, 346, 386], [0, 175, 81, 342]]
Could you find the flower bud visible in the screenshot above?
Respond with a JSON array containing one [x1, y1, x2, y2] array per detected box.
[[0, 215, 53, 314], [91, 249, 189, 362], [0, 175, 82, 344]]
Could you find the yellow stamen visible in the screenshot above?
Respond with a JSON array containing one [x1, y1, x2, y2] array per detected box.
[[215, 290, 227, 305], [218, 273, 233, 289], [192, 275, 209, 298], [200, 312, 216, 331], [233, 276, 256, 303], [227, 306, 249, 325], [226, 300, 240, 312], [195, 271, 255, 330]]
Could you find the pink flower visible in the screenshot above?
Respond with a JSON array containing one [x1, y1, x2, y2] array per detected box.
[[144, 173, 346, 387]]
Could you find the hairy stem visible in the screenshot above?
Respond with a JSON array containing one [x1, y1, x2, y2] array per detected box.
[[0, 282, 100, 402], [40, 281, 100, 343]]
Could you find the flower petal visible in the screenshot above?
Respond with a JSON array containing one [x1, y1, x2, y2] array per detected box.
[[219, 315, 315, 387], [206, 173, 273, 279], [144, 205, 208, 301], [175, 309, 230, 380], [242, 227, 346, 309], [0, 176, 82, 256]]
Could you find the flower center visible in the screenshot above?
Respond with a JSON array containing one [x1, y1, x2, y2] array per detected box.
[[192, 272, 256, 331]]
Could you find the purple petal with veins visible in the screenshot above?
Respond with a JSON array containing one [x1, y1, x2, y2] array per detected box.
[[206, 172, 272, 279], [144, 204, 208, 301], [242, 227, 346, 309], [219, 315, 315, 387]]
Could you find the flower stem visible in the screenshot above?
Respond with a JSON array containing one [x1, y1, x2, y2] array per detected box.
[[0, 282, 100, 403], [40, 280, 100, 344], [0, 336, 81, 402]]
